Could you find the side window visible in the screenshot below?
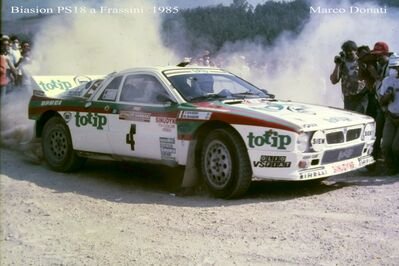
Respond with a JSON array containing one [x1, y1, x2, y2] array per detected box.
[[120, 74, 168, 104], [99, 76, 123, 101], [83, 79, 104, 98]]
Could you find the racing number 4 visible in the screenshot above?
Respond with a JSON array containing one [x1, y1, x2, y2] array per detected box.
[[126, 124, 136, 150]]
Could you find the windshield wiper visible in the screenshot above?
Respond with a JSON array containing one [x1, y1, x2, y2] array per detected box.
[[231, 92, 258, 97], [232, 92, 275, 100], [189, 93, 227, 102]]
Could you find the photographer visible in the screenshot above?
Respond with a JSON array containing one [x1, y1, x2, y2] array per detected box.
[[330, 40, 368, 113], [379, 53, 399, 175]]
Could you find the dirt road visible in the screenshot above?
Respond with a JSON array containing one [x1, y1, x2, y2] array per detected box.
[[1, 147, 398, 265]]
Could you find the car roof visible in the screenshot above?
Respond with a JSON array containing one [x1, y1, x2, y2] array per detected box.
[[117, 66, 228, 75]]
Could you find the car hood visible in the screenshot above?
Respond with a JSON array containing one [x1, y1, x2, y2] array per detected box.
[[200, 99, 374, 131]]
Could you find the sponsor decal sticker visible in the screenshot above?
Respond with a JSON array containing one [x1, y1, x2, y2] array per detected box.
[[160, 137, 176, 160], [179, 111, 212, 120], [75, 112, 107, 130], [33, 75, 103, 96], [324, 117, 352, 123], [299, 168, 328, 179], [101, 89, 118, 101], [156, 117, 176, 132], [287, 105, 316, 115], [358, 156, 373, 167], [260, 103, 316, 114], [302, 123, 318, 128], [337, 148, 355, 161], [74, 75, 92, 84], [37, 80, 73, 92], [119, 111, 151, 122], [247, 130, 292, 150], [303, 154, 319, 160], [332, 161, 355, 174], [253, 155, 291, 168], [261, 103, 284, 112], [63, 112, 72, 123], [40, 100, 62, 106]]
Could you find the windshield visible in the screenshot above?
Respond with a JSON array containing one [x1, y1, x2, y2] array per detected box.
[[166, 73, 271, 102]]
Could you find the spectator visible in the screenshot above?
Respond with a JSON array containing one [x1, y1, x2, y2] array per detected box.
[[1, 44, 8, 98], [330, 40, 368, 113], [193, 50, 216, 67], [379, 53, 399, 175], [9, 35, 23, 86], [371, 42, 391, 90], [16, 41, 33, 87], [358, 45, 384, 161], [370, 41, 391, 161], [0, 38, 16, 96]]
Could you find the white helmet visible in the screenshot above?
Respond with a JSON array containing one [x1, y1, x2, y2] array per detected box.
[[388, 53, 399, 67]]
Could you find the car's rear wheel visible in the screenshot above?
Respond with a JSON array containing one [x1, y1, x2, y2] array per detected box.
[[42, 116, 85, 172], [200, 128, 252, 198]]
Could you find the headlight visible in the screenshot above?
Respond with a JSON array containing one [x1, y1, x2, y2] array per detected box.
[[310, 130, 326, 152], [363, 123, 375, 141], [296, 132, 310, 152]]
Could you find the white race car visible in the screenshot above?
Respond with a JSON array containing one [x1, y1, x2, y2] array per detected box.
[[29, 66, 376, 198]]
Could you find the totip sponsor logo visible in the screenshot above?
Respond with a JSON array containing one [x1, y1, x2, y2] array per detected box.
[[75, 112, 107, 130], [38, 80, 72, 92], [247, 130, 291, 150]]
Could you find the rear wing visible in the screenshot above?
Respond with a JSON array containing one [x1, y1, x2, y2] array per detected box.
[[32, 75, 104, 97]]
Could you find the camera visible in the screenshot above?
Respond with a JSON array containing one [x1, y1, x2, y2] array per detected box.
[[334, 51, 345, 64]]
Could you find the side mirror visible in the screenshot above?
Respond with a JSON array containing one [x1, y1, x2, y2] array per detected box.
[[156, 93, 177, 104], [260, 89, 275, 99]]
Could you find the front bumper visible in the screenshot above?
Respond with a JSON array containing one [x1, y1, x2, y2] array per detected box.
[[296, 155, 374, 180], [249, 141, 375, 181]]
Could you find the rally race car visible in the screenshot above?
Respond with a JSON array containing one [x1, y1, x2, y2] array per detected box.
[[28, 66, 376, 198]]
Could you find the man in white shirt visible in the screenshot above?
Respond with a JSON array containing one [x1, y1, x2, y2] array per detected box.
[[9, 36, 22, 86], [379, 53, 399, 175]]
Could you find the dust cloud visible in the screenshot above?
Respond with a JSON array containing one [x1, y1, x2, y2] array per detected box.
[[29, 0, 178, 74], [0, 0, 177, 152], [218, 0, 399, 107]]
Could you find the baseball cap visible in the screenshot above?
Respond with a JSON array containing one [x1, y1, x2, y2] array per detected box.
[[371, 42, 389, 55], [1, 34, 10, 41]]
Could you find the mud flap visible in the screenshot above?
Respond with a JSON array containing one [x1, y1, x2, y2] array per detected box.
[[181, 140, 200, 188], [19, 138, 43, 164]]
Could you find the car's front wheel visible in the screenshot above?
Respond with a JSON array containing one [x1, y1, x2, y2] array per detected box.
[[42, 116, 85, 172], [200, 128, 252, 198]]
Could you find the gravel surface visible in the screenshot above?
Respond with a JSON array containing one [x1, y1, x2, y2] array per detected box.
[[1, 147, 399, 265]]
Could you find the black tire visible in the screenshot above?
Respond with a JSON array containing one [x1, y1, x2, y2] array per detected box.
[[200, 128, 252, 199], [42, 116, 85, 172]]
